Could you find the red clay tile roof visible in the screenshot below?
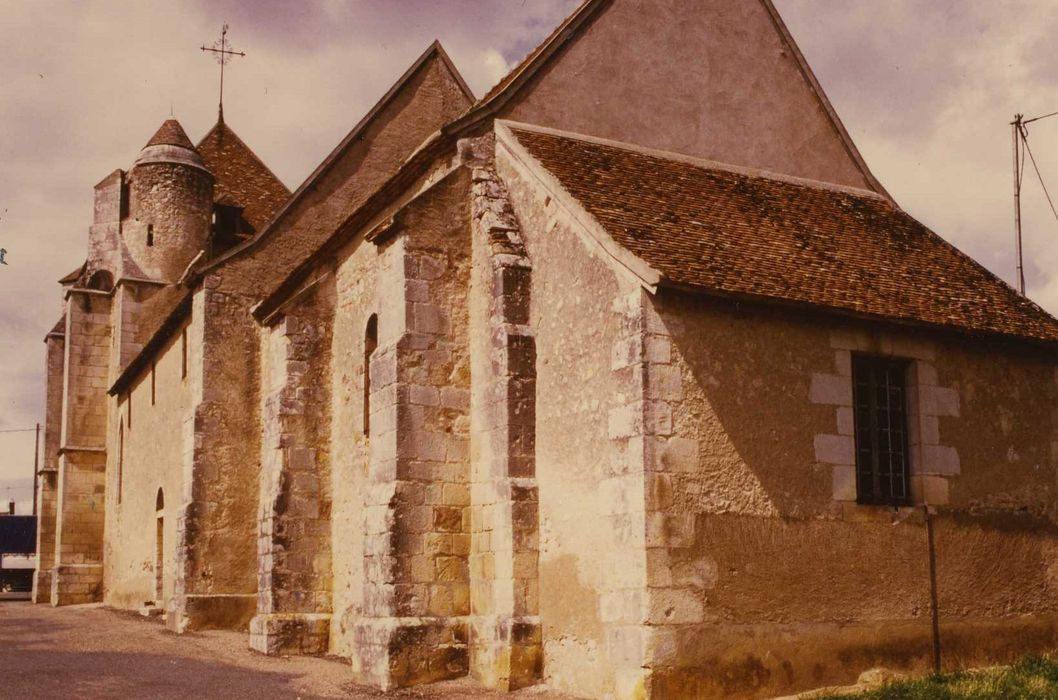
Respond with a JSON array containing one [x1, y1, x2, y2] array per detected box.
[[58, 261, 85, 284], [196, 120, 290, 233], [145, 119, 196, 149], [509, 126, 1058, 344]]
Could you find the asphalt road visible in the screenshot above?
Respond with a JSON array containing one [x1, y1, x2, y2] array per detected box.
[[0, 602, 573, 699]]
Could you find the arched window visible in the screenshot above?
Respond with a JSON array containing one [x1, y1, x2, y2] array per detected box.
[[117, 421, 124, 504], [364, 314, 378, 436], [86, 269, 114, 292], [155, 487, 164, 602]]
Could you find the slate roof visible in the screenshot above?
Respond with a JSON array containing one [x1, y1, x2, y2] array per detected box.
[[509, 126, 1058, 344], [144, 119, 196, 149]]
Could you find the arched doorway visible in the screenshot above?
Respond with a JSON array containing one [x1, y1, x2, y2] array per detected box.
[[155, 488, 164, 603]]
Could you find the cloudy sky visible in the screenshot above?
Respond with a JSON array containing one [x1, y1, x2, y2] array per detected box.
[[1, 0, 1057, 511]]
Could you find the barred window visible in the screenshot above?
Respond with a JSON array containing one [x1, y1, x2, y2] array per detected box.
[[852, 355, 910, 505]]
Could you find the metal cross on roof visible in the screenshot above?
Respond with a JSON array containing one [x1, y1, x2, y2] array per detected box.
[[200, 24, 246, 123]]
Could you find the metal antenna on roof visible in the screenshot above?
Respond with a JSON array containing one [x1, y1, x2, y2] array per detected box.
[[1012, 109, 1058, 295], [200, 24, 246, 123]]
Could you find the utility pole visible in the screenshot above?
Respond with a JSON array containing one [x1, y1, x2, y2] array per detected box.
[[1012, 114, 1026, 295], [31, 423, 39, 516]]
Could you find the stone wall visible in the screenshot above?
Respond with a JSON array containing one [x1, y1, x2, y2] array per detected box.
[[104, 319, 190, 613], [250, 282, 335, 655], [52, 290, 111, 605], [347, 169, 474, 689], [462, 135, 542, 690], [33, 330, 65, 603], [169, 283, 259, 631], [497, 135, 645, 698], [123, 161, 213, 282], [641, 290, 1058, 698]]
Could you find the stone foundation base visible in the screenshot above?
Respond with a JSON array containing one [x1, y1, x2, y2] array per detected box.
[[50, 564, 102, 606], [351, 616, 469, 690], [470, 615, 542, 691], [169, 593, 257, 633], [32, 569, 53, 604], [250, 613, 331, 655]]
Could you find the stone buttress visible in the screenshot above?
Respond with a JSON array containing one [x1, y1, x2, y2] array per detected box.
[[462, 135, 543, 690]]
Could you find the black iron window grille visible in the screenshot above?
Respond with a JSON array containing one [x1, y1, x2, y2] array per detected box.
[[852, 355, 911, 506]]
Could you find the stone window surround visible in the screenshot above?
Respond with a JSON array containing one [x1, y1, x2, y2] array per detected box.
[[811, 330, 960, 511]]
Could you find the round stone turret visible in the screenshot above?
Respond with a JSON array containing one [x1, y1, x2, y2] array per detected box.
[[124, 119, 214, 281]]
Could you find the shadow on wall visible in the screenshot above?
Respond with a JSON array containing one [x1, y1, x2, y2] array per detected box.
[[651, 289, 1058, 696]]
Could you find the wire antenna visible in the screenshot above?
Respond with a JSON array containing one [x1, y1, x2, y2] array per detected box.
[[1011, 110, 1058, 295]]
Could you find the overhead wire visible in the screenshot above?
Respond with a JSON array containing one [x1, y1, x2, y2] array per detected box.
[[1020, 129, 1058, 230]]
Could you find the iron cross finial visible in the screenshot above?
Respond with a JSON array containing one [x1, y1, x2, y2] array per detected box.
[[200, 24, 246, 122]]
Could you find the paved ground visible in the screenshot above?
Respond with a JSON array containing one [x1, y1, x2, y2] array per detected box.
[[0, 602, 575, 699]]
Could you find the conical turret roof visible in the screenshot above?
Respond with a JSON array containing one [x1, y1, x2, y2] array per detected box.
[[144, 119, 196, 149], [134, 118, 209, 173]]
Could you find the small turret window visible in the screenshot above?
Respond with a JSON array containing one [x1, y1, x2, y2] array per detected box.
[[147, 224, 154, 247]]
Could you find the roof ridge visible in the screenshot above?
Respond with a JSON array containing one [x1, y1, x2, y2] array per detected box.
[[195, 39, 473, 277], [499, 120, 888, 201]]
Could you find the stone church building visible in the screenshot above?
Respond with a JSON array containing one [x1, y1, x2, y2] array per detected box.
[[34, 1, 1058, 698]]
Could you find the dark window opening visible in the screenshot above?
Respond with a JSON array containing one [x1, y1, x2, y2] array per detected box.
[[86, 269, 114, 292], [119, 422, 125, 505], [181, 329, 188, 379], [364, 314, 378, 436], [211, 203, 251, 255], [127, 391, 132, 430], [147, 224, 154, 247], [151, 363, 156, 405], [120, 180, 130, 219], [852, 355, 911, 506], [155, 488, 164, 602]]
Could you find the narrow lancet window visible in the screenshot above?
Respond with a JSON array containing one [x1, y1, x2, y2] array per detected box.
[[364, 314, 378, 436]]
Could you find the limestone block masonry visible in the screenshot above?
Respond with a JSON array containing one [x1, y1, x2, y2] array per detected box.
[[250, 302, 335, 655], [462, 135, 543, 691]]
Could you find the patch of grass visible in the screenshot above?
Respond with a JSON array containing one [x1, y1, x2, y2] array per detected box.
[[818, 656, 1058, 700]]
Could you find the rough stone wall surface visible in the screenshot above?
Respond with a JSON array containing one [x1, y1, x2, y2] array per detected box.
[[251, 284, 335, 656], [33, 333, 65, 602], [52, 292, 112, 606], [87, 170, 124, 279], [327, 227, 393, 660], [643, 290, 1058, 699], [155, 54, 471, 634], [462, 135, 542, 691], [169, 282, 259, 631], [103, 321, 190, 612], [124, 161, 213, 282], [497, 137, 642, 698], [499, 0, 873, 190], [345, 170, 475, 689]]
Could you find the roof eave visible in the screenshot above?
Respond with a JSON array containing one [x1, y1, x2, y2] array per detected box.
[[108, 292, 192, 397]]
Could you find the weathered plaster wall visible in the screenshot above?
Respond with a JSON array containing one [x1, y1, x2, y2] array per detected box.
[[498, 141, 639, 698], [104, 321, 190, 612], [499, 0, 873, 190], [644, 290, 1058, 698]]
